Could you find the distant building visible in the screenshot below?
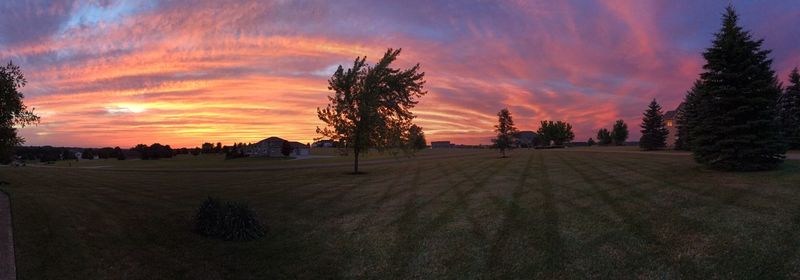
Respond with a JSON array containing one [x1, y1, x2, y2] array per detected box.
[[312, 139, 335, 148], [431, 141, 453, 149], [244, 137, 310, 157], [664, 103, 684, 148], [514, 131, 538, 147]]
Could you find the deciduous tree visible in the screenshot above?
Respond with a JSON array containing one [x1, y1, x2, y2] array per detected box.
[[611, 120, 628, 146], [317, 48, 426, 173], [0, 61, 39, 163], [537, 120, 574, 146], [493, 108, 518, 157], [597, 128, 612, 146]]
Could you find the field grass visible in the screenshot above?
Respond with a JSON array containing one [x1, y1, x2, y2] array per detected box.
[[2, 148, 800, 279]]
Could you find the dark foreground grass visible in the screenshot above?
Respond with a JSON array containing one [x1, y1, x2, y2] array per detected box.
[[2, 149, 800, 279]]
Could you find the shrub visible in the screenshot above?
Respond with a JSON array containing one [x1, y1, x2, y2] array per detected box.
[[194, 197, 224, 237], [220, 202, 266, 241], [194, 197, 265, 241]]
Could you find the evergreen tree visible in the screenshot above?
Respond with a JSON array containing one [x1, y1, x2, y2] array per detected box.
[[779, 68, 800, 149], [690, 6, 786, 171], [639, 99, 669, 150], [675, 81, 704, 151], [597, 128, 612, 146], [492, 108, 517, 157], [611, 120, 628, 146], [587, 138, 596, 146]]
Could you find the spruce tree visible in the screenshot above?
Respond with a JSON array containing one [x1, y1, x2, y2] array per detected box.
[[779, 68, 800, 149], [492, 108, 517, 157], [639, 99, 669, 150], [675, 81, 704, 151], [690, 6, 786, 170]]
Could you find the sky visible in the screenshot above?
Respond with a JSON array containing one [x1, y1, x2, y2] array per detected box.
[[2, 0, 799, 148]]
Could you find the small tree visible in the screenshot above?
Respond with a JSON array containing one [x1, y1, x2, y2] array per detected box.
[[639, 99, 669, 150], [779, 67, 800, 149], [317, 48, 426, 173], [81, 149, 95, 160], [492, 108, 517, 157], [115, 147, 126, 160], [611, 120, 628, 146], [281, 140, 293, 157], [537, 120, 575, 146], [597, 128, 612, 146], [408, 124, 427, 150], [587, 138, 596, 146]]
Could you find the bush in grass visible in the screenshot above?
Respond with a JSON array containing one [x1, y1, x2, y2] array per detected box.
[[219, 202, 265, 241], [194, 197, 224, 237], [194, 197, 265, 241]]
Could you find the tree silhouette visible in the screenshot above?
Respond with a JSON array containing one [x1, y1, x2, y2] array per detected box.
[[779, 68, 800, 149], [611, 120, 628, 146], [639, 99, 669, 150], [587, 138, 596, 146], [690, 6, 785, 170], [281, 140, 293, 157], [675, 81, 703, 151], [492, 108, 518, 157], [317, 48, 426, 174], [537, 120, 574, 146], [408, 124, 427, 150], [0, 61, 40, 163], [597, 128, 612, 146]]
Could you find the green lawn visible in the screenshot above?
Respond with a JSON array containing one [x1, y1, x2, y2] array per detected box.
[[2, 149, 800, 279]]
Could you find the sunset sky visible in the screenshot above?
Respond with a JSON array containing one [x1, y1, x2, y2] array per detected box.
[[2, 1, 799, 148]]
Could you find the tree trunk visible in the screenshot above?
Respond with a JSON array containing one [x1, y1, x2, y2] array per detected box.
[[353, 148, 360, 174]]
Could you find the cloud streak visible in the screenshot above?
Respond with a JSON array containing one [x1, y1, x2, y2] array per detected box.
[[3, 0, 800, 147]]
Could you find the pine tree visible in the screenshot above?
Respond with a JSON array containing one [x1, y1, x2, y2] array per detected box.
[[675, 81, 704, 151], [639, 99, 669, 150], [690, 6, 786, 170], [779, 68, 800, 149], [492, 108, 517, 157], [611, 120, 628, 146], [587, 138, 596, 146]]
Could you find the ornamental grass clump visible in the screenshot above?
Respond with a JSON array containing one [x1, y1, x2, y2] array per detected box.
[[194, 197, 265, 241]]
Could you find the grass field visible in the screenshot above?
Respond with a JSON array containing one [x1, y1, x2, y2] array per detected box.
[[2, 148, 800, 279]]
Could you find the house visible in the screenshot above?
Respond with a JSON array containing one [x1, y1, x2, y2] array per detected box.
[[514, 131, 538, 148], [664, 103, 684, 148], [431, 141, 453, 149], [313, 139, 335, 148], [244, 137, 310, 157]]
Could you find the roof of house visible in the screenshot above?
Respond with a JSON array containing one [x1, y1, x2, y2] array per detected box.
[[664, 110, 677, 120], [253, 137, 286, 145], [289, 141, 308, 148], [251, 137, 307, 148], [515, 131, 538, 138], [663, 102, 685, 120]]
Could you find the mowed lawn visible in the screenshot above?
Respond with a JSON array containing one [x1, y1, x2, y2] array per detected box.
[[2, 149, 800, 279]]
